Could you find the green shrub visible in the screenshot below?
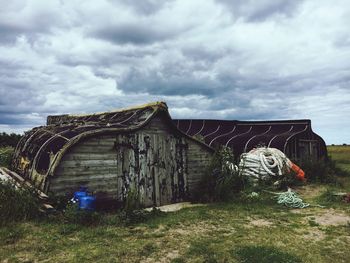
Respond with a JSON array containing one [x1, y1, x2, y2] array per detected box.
[[0, 180, 41, 225], [0, 147, 14, 168], [195, 146, 245, 202]]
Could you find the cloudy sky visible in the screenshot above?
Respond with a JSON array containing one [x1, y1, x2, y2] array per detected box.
[[0, 0, 349, 144]]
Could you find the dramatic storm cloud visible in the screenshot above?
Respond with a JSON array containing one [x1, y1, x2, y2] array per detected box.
[[0, 0, 349, 144]]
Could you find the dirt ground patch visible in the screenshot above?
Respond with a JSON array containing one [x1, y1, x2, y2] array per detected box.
[[169, 221, 231, 236], [298, 208, 350, 226], [310, 209, 350, 226], [302, 229, 326, 241], [247, 218, 274, 228]]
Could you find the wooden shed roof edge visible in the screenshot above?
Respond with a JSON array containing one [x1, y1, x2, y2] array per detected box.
[[47, 101, 168, 125]]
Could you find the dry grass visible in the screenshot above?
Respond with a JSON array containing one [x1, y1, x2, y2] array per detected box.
[[1, 146, 350, 262], [1, 189, 350, 263]]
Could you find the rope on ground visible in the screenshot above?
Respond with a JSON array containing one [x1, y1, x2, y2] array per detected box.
[[263, 189, 326, 208], [275, 188, 310, 208]]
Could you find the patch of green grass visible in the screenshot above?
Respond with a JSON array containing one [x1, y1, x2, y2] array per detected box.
[[1, 198, 350, 263], [2, 145, 350, 262], [58, 223, 82, 235], [316, 188, 344, 205], [187, 238, 217, 261], [0, 225, 23, 245], [234, 245, 303, 263]]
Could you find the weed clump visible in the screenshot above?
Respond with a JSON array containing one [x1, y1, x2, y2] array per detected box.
[[0, 180, 41, 226], [124, 187, 141, 213], [119, 187, 165, 225], [195, 146, 245, 202]]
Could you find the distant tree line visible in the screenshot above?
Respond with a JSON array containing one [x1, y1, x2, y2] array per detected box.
[[0, 132, 22, 147]]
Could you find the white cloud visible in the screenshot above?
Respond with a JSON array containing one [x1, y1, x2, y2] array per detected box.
[[0, 0, 349, 144]]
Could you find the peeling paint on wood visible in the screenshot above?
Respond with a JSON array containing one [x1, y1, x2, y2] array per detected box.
[[49, 116, 211, 207]]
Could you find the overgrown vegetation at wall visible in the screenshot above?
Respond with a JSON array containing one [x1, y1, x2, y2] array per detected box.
[[0, 181, 41, 226], [196, 145, 350, 200], [195, 146, 245, 202]]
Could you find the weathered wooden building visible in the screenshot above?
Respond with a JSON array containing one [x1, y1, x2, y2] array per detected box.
[[12, 101, 327, 207], [12, 102, 213, 207], [174, 119, 327, 160]]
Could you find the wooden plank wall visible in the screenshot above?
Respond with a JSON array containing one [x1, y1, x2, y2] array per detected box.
[[187, 141, 213, 193], [49, 116, 212, 207]]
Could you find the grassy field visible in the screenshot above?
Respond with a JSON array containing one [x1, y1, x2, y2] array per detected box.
[[328, 145, 350, 172], [1, 146, 350, 262]]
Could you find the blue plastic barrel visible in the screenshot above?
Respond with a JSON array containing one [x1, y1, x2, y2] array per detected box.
[[79, 195, 96, 211], [73, 186, 88, 202]]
